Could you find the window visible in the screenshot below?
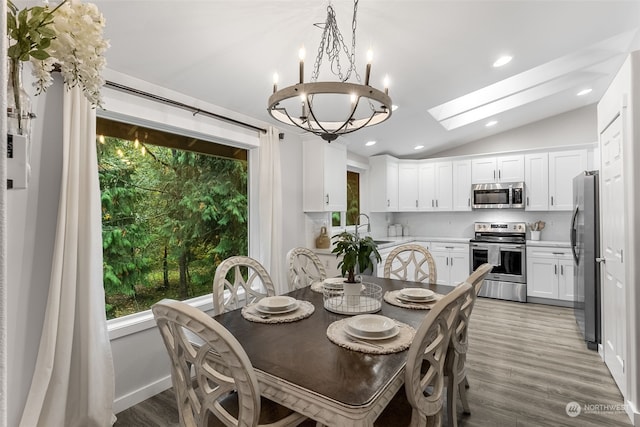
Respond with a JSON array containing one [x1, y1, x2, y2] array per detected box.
[[332, 170, 360, 227], [97, 117, 248, 319]]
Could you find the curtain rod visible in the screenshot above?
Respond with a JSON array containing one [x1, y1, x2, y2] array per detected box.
[[104, 81, 267, 134]]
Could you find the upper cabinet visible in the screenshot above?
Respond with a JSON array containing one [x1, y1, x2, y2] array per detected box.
[[471, 154, 524, 183], [398, 160, 452, 211], [302, 140, 347, 212], [398, 160, 419, 211], [524, 153, 549, 211], [369, 155, 399, 212], [452, 159, 472, 211], [548, 149, 587, 210]]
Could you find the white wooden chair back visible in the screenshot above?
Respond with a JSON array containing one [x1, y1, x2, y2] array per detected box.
[[383, 244, 437, 283], [286, 247, 327, 291], [404, 282, 471, 426], [212, 256, 276, 314]]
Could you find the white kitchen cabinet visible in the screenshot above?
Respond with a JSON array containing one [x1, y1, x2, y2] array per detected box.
[[471, 154, 524, 183], [315, 252, 341, 278], [452, 159, 472, 211], [526, 246, 574, 301], [524, 152, 549, 211], [398, 160, 419, 211], [369, 155, 399, 212], [429, 242, 469, 285], [302, 139, 346, 212], [548, 149, 588, 210], [417, 160, 452, 211]]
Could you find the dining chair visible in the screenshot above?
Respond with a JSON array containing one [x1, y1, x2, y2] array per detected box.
[[383, 244, 437, 284], [152, 299, 308, 427], [212, 256, 276, 314], [375, 282, 472, 427], [286, 247, 327, 291], [445, 263, 493, 427]]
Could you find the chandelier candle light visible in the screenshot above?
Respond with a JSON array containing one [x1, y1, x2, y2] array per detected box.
[[268, 0, 392, 142]]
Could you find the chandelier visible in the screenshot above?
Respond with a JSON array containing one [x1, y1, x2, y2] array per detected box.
[[267, 0, 392, 142]]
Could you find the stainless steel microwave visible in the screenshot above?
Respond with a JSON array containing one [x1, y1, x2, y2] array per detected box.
[[471, 182, 525, 209]]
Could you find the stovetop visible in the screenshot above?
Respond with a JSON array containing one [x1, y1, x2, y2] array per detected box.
[[472, 222, 526, 244]]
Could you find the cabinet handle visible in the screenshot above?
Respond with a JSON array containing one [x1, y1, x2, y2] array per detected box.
[[499, 169, 501, 179], [493, 170, 496, 179], [451, 257, 454, 266], [552, 252, 565, 256], [621, 249, 623, 263], [446, 257, 449, 266], [326, 194, 329, 205], [551, 196, 554, 206], [387, 199, 390, 207], [554, 265, 557, 275], [527, 196, 529, 206], [561, 265, 564, 275], [468, 198, 470, 207], [432, 200, 434, 208], [416, 200, 418, 208], [436, 199, 439, 208]]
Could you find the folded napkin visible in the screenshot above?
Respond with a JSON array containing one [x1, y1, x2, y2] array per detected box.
[[488, 245, 501, 266]]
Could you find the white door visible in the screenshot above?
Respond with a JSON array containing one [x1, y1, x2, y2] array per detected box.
[[324, 143, 347, 211], [548, 149, 587, 210], [452, 159, 472, 211], [524, 153, 549, 211], [471, 157, 496, 183], [600, 114, 626, 391], [398, 162, 418, 211], [418, 162, 436, 211], [496, 155, 524, 182], [435, 161, 453, 210]]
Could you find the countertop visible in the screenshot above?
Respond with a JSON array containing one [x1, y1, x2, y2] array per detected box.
[[526, 240, 571, 248], [312, 235, 472, 253]]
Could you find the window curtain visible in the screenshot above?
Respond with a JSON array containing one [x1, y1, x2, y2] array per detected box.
[[19, 86, 115, 427], [258, 127, 284, 294]]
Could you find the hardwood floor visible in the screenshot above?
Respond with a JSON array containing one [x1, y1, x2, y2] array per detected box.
[[114, 298, 631, 426]]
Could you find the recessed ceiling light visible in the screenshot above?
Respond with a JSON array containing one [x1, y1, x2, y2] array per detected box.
[[365, 140, 377, 146], [392, 105, 399, 111], [485, 120, 498, 127], [493, 55, 512, 68], [414, 145, 424, 150], [577, 88, 592, 96]]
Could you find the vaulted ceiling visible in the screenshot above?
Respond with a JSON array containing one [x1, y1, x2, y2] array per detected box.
[[89, 1, 640, 157]]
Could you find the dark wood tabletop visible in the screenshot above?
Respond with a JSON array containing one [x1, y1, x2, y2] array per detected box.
[[213, 276, 455, 408]]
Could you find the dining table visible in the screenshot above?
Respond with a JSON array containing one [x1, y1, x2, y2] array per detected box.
[[212, 276, 455, 427]]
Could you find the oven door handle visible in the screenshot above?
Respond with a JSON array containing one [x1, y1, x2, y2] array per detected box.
[[498, 245, 524, 250]]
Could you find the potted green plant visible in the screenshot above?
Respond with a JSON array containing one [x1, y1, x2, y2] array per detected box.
[[332, 231, 381, 283]]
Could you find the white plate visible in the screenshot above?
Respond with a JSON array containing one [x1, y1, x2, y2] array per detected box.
[[256, 296, 297, 313], [400, 288, 434, 300], [345, 325, 399, 341], [323, 277, 347, 290], [346, 314, 396, 337], [396, 294, 435, 304]]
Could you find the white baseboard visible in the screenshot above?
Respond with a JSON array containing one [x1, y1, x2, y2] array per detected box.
[[625, 398, 640, 426], [113, 375, 172, 414]]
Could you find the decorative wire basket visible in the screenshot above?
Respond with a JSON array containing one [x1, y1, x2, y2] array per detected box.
[[322, 282, 383, 315]]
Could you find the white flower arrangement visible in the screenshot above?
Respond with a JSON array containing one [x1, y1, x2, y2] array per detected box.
[[7, 0, 110, 107]]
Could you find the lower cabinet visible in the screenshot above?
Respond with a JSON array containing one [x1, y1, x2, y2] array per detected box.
[[429, 242, 470, 286], [315, 252, 341, 278], [526, 246, 574, 301]]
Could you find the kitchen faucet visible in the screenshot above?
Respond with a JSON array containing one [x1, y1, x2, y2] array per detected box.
[[355, 213, 371, 239]]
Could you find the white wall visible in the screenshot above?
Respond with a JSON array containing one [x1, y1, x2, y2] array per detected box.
[[431, 105, 597, 158]]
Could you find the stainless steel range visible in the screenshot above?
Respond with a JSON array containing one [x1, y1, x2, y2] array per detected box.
[[470, 222, 527, 302]]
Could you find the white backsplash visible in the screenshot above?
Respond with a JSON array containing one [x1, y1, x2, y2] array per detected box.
[[373, 210, 573, 242]]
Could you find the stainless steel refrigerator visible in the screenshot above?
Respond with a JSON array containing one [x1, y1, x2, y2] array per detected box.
[[570, 171, 600, 350]]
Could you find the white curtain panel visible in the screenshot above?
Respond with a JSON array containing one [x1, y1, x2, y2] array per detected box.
[[19, 86, 115, 427], [258, 127, 284, 294]]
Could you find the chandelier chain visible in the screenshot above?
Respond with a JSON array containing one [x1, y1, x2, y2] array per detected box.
[[311, 0, 361, 84]]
